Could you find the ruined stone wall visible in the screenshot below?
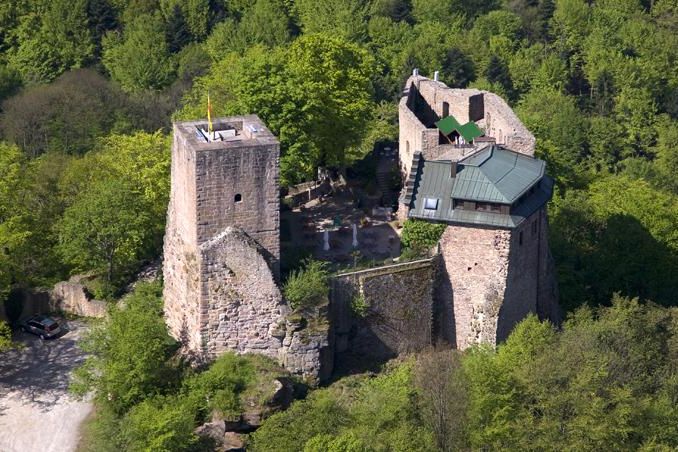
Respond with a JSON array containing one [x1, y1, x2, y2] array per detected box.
[[331, 259, 435, 360], [200, 228, 287, 359], [398, 76, 536, 175], [195, 142, 280, 273], [51, 277, 107, 318], [398, 96, 426, 176], [163, 201, 203, 353], [482, 92, 535, 155], [164, 116, 282, 358], [436, 207, 552, 348]]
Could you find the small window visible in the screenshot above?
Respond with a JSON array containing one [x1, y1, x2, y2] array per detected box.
[[531, 220, 538, 236], [234, 193, 242, 203], [442, 101, 449, 118], [424, 198, 439, 210], [519, 231, 523, 245]]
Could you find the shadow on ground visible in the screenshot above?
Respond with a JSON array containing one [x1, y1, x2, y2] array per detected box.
[[0, 320, 89, 413]]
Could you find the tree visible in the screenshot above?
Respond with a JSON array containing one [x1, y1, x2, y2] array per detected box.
[[8, 0, 94, 84], [119, 395, 198, 451], [164, 4, 190, 53], [295, 0, 370, 42], [71, 282, 178, 414], [182, 34, 374, 185], [1, 69, 131, 157], [56, 178, 153, 286], [102, 13, 176, 92], [283, 260, 329, 311]]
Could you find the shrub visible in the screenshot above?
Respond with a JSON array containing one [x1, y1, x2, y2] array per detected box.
[[0, 319, 12, 352], [283, 260, 329, 310], [351, 294, 369, 318], [400, 219, 446, 251], [120, 395, 198, 452]]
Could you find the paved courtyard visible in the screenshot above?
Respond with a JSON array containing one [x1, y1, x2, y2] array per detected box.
[[0, 320, 92, 452]]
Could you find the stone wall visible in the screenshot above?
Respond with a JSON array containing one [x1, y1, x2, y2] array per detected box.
[[200, 228, 287, 359], [51, 277, 107, 318], [331, 258, 436, 361], [436, 207, 554, 349], [398, 75, 536, 179], [195, 140, 280, 272], [164, 116, 282, 359]]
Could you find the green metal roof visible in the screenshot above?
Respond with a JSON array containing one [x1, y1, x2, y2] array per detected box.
[[457, 121, 483, 142], [407, 160, 455, 221], [452, 146, 545, 203], [435, 115, 461, 135], [405, 145, 551, 229]]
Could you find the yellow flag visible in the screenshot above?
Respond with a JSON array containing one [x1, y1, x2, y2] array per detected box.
[[207, 92, 213, 134]]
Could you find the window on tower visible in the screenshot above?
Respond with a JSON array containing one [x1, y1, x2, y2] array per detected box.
[[234, 193, 242, 203]]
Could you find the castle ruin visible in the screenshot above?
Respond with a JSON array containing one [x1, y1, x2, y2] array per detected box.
[[163, 75, 559, 381], [163, 116, 287, 360], [399, 74, 559, 347]]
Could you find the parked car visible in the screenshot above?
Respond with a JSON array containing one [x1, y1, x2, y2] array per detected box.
[[20, 315, 62, 340]]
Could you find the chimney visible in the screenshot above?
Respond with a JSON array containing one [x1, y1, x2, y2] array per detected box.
[[434, 71, 439, 81], [450, 161, 458, 177], [413, 68, 419, 76]]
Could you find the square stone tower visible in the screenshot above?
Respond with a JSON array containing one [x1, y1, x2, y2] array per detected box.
[[163, 115, 285, 358]]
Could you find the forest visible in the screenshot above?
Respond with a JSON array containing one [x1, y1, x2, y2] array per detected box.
[[0, 0, 677, 450]]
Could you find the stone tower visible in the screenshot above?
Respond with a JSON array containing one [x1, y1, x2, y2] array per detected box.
[[399, 74, 559, 348], [163, 115, 286, 360]]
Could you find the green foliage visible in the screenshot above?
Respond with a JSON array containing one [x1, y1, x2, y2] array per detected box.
[[400, 219, 446, 252], [71, 282, 178, 414], [102, 13, 175, 91], [251, 363, 435, 452], [56, 178, 152, 286], [0, 319, 12, 352], [120, 395, 198, 452], [182, 34, 375, 185], [283, 260, 329, 310], [295, 0, 369, 42], [6, 0, 94, 84], [0, 69, 131, 157], [183, 353, 256, 420], [350, 294, 368, 318]]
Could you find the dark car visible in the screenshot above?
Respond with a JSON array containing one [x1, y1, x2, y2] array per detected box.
[[20, 315, 62, 340]]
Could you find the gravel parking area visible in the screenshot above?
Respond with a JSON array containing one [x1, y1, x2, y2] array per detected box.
[[0, 320, 92, 452]]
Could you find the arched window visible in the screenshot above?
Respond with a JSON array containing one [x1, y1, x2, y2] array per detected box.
[[406, 140, 410, 154], [234, 193, 242, 203]]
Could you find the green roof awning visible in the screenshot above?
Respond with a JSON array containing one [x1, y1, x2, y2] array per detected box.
[[435, 115, 461, 135], [457, 122, 483, 142], [435, 115, 483, 142]]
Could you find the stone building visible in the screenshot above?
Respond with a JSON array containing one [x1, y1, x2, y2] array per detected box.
[[163, 116, 287, 360], [399, 73, 559, 348], [162, 77, 559, 381]]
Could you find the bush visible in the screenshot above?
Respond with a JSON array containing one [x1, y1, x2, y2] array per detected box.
[[283, 260, 329, 310], [400, 219, 446, 251], [183, 352, 256, 421], [120, 395, 198, 452], [0, 319, 12, 352]]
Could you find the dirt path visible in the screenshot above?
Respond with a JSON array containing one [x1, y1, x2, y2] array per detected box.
[[0, 320, 93, 452]]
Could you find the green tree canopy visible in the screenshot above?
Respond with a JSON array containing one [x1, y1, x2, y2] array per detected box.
[[102, 13, 175, 92]]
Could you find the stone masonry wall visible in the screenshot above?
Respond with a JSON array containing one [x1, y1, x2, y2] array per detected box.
[[195, 142, 280, 275], [331, 259, 435, 360], [200, 228, 287, 359], [398, 75, 535, 183], [164, 194, 203, 354], [436, 207, 551, 348], [164, 116, 282, 358]]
